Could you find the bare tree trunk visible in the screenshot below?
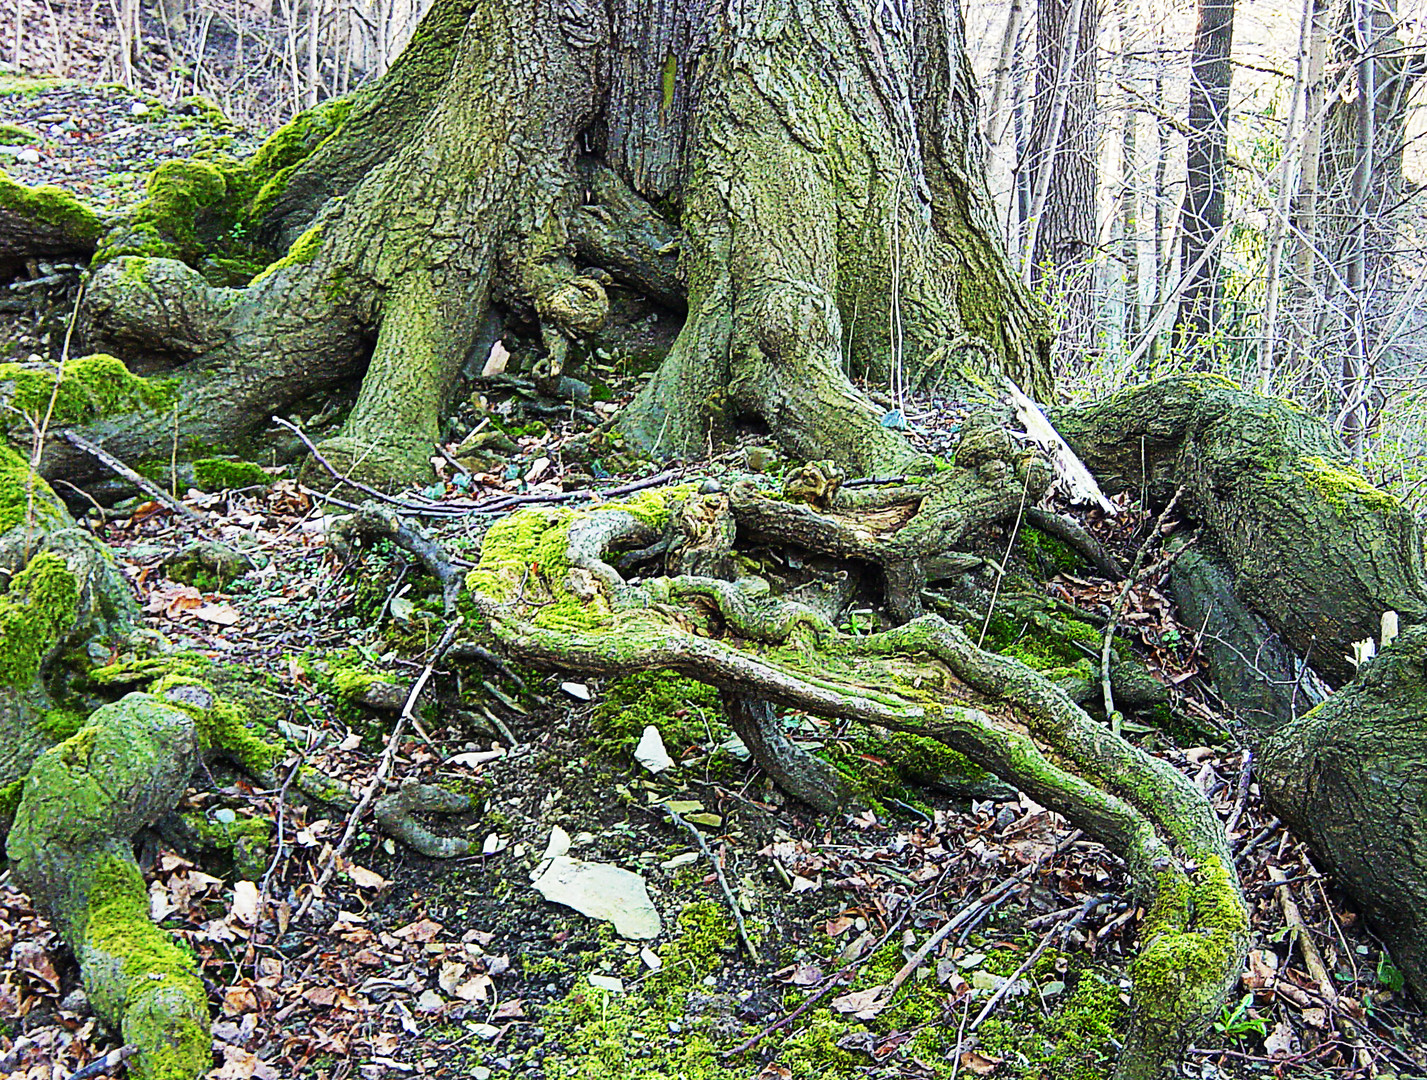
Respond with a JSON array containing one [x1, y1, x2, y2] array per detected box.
[[1256, 0, 1314, 391], [1173, 0, 1236, 350], [1339, 0, 1376, 451]]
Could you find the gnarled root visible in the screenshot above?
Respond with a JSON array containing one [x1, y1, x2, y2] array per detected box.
[[460, 486, 1248, 1076], [7, 690, 210, 1080]]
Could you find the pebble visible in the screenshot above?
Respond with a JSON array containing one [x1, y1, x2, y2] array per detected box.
[[16, 148, 40, 164], [560, 681, 591, 701]]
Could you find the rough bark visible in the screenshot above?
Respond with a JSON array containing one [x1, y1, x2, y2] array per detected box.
[[618, 0, 1052, 472], [1055, 375, 1427, 686], [1025, 0, 1099, 330], [32, 0, 1049, 493], [1259, 627, 1427, 999], [1173, 0, 1236, 344]]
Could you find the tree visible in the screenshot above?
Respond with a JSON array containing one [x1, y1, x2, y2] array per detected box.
[[1173, 0, 1236, 345], [4, 2, 1427, 1078]]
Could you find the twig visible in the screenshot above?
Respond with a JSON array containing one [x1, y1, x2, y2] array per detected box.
[[1223, 749, 1253, 838], [433, 441, 472, 478], [977, 465, 1034, 648], [59, 429, 204, 523], [969, 892, 1112, 1031], [258, 752, 304, 918], [1101, 486, 1184, 734], [67, 1045, 138, 1080], [271, 416, 444, 514], [298, 617, 462, 921], [1269, 865, 1336, 1006], [665, 805, 759, 962]]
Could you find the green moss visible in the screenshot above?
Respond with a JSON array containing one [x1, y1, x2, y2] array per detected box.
[[0, 123, 39, 145], [1018, 527, 1084, 576], [592, 670, 725, 756], [0, 442, 65, 534], [180, 808, 273, 878], [149, 674, 284, 773], [977, 971, 1126, 1080], [0, 171, 103, 240], [93, 159, 231, 262], [1299, 455, 1400, 516], [83, 854, 210, 1080], [0, 353, 177, 425], [0, 552, 79, 687], [192, 457, 270, 490], [465, 486, 695, 633], [246, 221, 324, 286], [37, 706, 87, 740], [1129, 855, 1245, 1024], [534, 901, 737, 1080], [0, 778, 23, 826]]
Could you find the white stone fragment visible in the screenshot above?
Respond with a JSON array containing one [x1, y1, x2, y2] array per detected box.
[[634, 725, 674, 774], [532, 856, 662, 939], [560, 681, 591, 701]]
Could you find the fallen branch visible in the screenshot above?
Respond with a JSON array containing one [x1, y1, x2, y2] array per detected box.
[[58, 429, 204, 523], [300, 617, 462, 920]]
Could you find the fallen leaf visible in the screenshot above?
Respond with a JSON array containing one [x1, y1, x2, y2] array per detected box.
[[831, 985, 889, 1020], [1263, 1019, 1299, 1058], [229, 880, 260, 926], [960, 1050, 1003, 1076], [193, 602, 241, 625], [393, 917, 444, 942], [345, 864, 387, 890], [12, 941, 59, 992]]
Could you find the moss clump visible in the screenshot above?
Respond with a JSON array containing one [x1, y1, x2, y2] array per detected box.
[[0, 551, 79, 687], [977, 970, 1127, 1080], [149, 674, 284, 773], [246, 221, 324, 285], [0, 170, 103, 240], [0, 353, 177, 425], [0, 123, 39, 145], [1129, 855, 1246, 1028], [592, 670, 725, 756], [244, 95, 353, 221], [0, 442, 65, 534], [465, 486, 696, 633], [93, 159, 231, 263], [1299, 455, 1400, 516], [37, 706, 87, 740], [534, 900, 737, 1080], [192, 457, 270, 490], [83, 854, 211, 1080], [1018, 527, 1084, 577]]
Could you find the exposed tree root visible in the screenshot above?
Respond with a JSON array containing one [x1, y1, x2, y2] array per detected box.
[[458, 484, 1249, 1077]]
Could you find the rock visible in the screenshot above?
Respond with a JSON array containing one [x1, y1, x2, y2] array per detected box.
[[16, 147, 40, 164], [129, 101, 149, 116], [532, 856, 662, 939], [640, 947, 663, 971], [560, 681, 591, 702], [634, 725, 674, 773], [587, 975, 625, 992]]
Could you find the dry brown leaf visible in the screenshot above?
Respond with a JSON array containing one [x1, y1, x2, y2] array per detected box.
[[193, 602, 241, 625], [12, 941, 59, 992], [393, 917, 444, 942], [345, 863, 387, 890], [959, 1050, 1003, 1076], [831, 985, 889, 1020]]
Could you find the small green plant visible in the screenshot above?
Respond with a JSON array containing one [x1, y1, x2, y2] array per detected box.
[[1212, 993, 1270, 1039], [1377, 954, 1405, 992]]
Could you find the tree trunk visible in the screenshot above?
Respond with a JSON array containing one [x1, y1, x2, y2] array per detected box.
[[1023, 0, 1099, 356], [1173, 0, 1236, 347], [43, 0, 1051, 493]]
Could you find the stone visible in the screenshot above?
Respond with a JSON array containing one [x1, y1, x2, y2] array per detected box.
[[532, 856, 662, 939], [634, 725, 674, 773]]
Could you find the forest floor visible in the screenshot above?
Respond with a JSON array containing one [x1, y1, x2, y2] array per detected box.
[[3, 74, 1427, 1080]]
